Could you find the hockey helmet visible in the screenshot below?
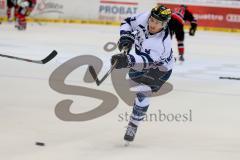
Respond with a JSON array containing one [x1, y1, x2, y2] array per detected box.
[[180, 4, 187, 9], [150, 5, 171, 22]]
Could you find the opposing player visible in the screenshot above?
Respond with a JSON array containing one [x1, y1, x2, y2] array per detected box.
[[15, 0, 36, 30], [6, 0, 17, 22], [168, 4, 197, 62], [111, 5, 173, 145]]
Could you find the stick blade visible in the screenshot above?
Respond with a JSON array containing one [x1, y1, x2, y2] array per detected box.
[[88, 66, 100, 85], [41, 50, 58, 64]]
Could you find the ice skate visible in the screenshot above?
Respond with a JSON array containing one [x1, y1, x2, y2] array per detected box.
[[179, 55, 185, 62], [124, 122, 138, 146]]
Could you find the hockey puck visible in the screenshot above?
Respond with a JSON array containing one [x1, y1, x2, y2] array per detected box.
[[35, 142, 45, 146]]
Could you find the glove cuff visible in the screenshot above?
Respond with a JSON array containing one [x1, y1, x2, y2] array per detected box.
[[120, 33, 135, 41]]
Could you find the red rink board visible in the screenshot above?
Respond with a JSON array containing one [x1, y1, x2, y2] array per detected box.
[[160, 3, 240, 29]]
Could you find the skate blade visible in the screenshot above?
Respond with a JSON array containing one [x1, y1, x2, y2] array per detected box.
[[124, 141, 131, 147]]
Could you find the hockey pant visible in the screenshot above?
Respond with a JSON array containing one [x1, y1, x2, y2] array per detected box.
[[169, 19, 185, 55], [128, 68, 172, 126], [7, 0, 17, 21]]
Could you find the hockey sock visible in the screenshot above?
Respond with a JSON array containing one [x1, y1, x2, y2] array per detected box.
[[130, 92, 149, 126]]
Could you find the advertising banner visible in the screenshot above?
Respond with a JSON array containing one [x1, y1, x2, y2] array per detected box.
[[0, 0, 239, 31], [160, 3, 240, 29], [98, 0, 139, 22]]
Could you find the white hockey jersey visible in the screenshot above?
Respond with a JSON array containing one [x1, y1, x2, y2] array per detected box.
[[120, 11, 174, 72]]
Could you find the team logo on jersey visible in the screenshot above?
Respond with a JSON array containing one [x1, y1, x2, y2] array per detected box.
[[145, 49, 151, 54]]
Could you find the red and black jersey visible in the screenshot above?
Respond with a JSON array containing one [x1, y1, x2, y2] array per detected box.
[[171, 5, 196, 25]]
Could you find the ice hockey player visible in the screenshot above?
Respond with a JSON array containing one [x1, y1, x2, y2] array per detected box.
[[110, 5, 173, 145], [15, 0, 36, 30], [7, 0, 18, 22], [168, 4, 197, 62]]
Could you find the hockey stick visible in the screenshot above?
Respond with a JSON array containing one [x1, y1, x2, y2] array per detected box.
[[0, 50, 57, 64], [89, 50, 126, 86], [219, 76, 240, 81], [89, 60, 117, 86]]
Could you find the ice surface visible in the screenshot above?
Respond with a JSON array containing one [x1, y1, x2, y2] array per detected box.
[[0, 22, 239, 160]]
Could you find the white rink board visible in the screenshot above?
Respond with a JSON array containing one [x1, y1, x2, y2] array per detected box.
[[0, 0, 239, 20]]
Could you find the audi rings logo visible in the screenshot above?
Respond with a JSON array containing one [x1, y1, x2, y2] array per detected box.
[[226, 14, 240, 23]]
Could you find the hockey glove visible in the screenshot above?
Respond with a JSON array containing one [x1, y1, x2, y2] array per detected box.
[[189, 22, 197, 36], [117, 33, 135, 53], [111, 53, 129, 69]]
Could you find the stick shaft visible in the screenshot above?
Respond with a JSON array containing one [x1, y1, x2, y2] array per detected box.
[[0, 50, 57, 64]]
